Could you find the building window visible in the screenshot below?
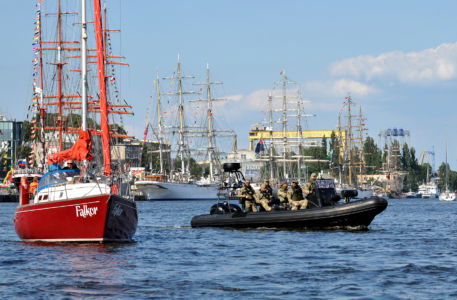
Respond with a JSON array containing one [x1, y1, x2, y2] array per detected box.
[[241, 154, 246, 160]]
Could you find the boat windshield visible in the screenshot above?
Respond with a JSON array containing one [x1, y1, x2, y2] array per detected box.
[[316, 179, 335, 189], [36, 169, 81, 193]]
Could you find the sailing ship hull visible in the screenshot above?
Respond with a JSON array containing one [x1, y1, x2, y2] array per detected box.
[[14, 194, 137, 242], [135, 181, 219, 201], [191, 197, 388, 229]]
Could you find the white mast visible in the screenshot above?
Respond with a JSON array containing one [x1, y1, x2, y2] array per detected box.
[[257, 73, 315, 181], [176, 55, 186, 176], [268, 92, 274, 180], [192, 64, 234, 181], [81, 0, 88, 171], [347, 94, 353, 186], [281, 75, 288, 178], [445, 132, 449, 191], [161, 55, 198, 179], [156, 71, 164, 175], [296, 90, 303, 181], [205, 64, 215, 180]]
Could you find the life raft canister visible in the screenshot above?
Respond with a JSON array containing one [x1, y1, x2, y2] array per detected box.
[[19, 176, 30, 205]]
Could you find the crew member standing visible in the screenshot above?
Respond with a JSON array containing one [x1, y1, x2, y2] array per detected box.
[[303, 173, 318, 205], [238, 180, 257, 212], [29, 177, 39, 196]]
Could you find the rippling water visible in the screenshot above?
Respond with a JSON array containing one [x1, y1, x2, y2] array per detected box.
[[1, 198, 457, 299]]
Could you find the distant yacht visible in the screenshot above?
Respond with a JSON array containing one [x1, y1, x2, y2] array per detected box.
[[404, 191, 417, 198], [418, 180, 439, 199], [438, 138, 455, 201], [439, 191, 456, 202]]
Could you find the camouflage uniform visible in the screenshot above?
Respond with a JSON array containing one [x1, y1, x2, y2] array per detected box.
[[277, 184, 289, 209], [303, 174, 317, 205], [238, 183, 257, 212], [287, 183, 308, 210], [261, 182, 274, 200], [255, 188, 272, 211]]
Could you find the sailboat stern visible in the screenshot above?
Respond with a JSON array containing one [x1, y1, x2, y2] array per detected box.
[[103, 194, 138, 241]]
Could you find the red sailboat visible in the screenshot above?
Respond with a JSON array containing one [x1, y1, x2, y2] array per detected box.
[[14, 0, 137, 242]]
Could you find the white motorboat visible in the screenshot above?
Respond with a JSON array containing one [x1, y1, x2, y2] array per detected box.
[[135, 180, 219, 201], [405, 191, 417, 198], [418, 181, 439, 198]]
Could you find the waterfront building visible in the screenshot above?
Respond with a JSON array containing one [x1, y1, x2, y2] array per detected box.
[[0, 114, 22, 176]]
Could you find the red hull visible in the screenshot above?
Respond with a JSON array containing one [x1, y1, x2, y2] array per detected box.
[[14, 194, 137, 242]]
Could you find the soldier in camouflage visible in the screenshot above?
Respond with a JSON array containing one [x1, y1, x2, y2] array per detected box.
[[277, 182, 289, 209], [237, 180, 257, 212], [287, 180, 308, 210], [303, 173, 318, 204], [261, 179, 274, 202], [255, 185, 272, 211]]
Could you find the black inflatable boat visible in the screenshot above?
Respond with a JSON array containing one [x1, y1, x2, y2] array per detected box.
[[191, 164, 388, 229], [191, 196, 387, 229]]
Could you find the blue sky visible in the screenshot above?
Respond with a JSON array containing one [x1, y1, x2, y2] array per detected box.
[[1, 1, 457, 170]]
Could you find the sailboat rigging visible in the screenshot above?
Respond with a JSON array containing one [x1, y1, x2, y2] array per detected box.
[[439, 133, 455, 201], [135, 59, 235, 200], [14, 0, 138, 242]]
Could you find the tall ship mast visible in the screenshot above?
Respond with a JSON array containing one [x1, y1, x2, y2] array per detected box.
[[26, 0, 133, 172], [192, 64, 236, 183], [149, 60, 235, 180], [337, 94, 367, 187], [136, 61, 235, 200], [255, 73, 315, 182], [156, 55, 200, 181]]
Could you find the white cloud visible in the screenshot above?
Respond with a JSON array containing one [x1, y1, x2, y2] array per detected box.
[[329, 42, 457, 84], [243, 89, 271, 109], [302, 79, 376, 98], [332, 79, 376, 96], [226, 94, 243, 102]]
